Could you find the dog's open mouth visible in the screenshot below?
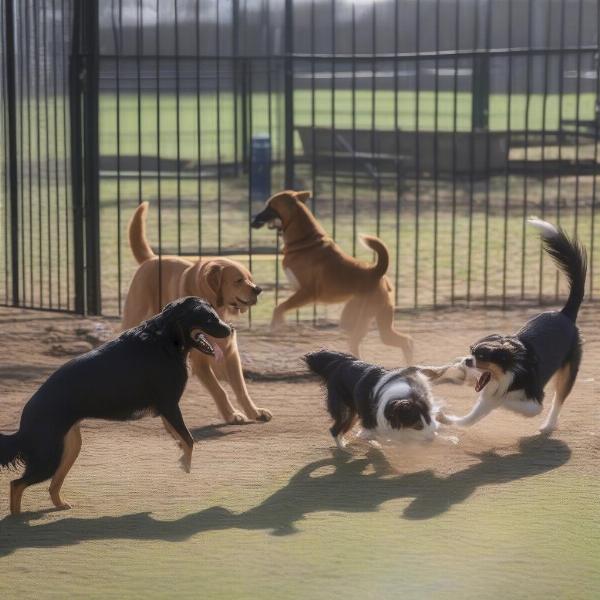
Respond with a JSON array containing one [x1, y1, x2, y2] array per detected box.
[[475, 371, 491, 392], [190, 329, 215, 355]]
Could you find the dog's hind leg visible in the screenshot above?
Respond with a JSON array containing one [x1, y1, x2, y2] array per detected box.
[[539, 342, 582, 434], [49, 424, 82, 510], [160, 404, 194, 473], [341, 297, 372, 358], [10, 443, 63, 515], [375, 299, 413, 364], [328, 386, 358, 452]]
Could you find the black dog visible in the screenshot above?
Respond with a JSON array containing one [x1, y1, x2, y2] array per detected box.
[[438, 218, 586, 433], [304, 350, 462, 451], [0, 297, 231, 515]]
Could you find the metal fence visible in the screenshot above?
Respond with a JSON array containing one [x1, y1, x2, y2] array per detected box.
[[1, 0, 599, 323]]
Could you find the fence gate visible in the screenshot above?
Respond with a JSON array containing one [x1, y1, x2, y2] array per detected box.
[[0, 0, 101, 315]]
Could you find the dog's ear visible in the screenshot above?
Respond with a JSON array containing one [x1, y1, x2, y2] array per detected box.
[[199, 262, 225, 307], [294, 191, 311, 203]]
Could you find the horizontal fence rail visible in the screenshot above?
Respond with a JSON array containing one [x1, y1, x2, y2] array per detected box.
[[1, 0, 599, 325]]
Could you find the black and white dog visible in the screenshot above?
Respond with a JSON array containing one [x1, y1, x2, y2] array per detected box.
[[438, 218, 586, 434], [304, 350, 467, 449]]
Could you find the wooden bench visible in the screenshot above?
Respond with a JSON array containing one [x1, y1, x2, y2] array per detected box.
[[295, 126, 510, 181]]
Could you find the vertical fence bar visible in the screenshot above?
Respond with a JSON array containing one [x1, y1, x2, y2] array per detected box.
[[4, 0, 19, 306], [591, 3, 599, 300], [308, 0, 316, 319], [330, 0, 336, 239], [573, 0, 584, 236], [1, 0, 8, 303], [283, 0, 294, 189], [554, 0, 567, 300], [371, 0, 379, 239], [466, 0, 480, 304], [482, 0, 492, 305], [174, 0, 181, 254], [83, 0, 100, 314], [114, 0, 123, 314], [351, 0, 357, 256], [538, 0, 550, 302], [433, 0, 440, 307], [42, 0, 53, 307], [451, 0, 460, 305], [52, 0, 61, 308], [69, 0, 85, 313], [413, 0, 420, 309], [155, 0, 162, 310], [34, 0, 43, 306], [521, 0, 533, 299], [136, 0, 142, 207], [215, 0, 222, 253], [25, 0, 33, 305], [62, 0, 71, 310], [393, 0, 400, 306], [195, 0, 202, 255], [502, 0, 514, 308]]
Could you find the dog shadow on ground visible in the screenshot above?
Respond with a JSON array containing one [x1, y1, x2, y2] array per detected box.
[[0, 435, 570, 556]]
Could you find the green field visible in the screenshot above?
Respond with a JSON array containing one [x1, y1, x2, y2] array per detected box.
[[98, 91, 597, 162]]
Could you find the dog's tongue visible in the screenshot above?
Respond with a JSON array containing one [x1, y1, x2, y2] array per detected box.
[[211, 339, 224, 363], [475, 371, 491, 392]]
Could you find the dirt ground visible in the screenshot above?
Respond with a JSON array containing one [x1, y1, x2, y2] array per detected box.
[[0, 304, 599, 599]]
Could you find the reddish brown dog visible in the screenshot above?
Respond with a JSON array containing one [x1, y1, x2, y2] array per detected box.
[[122, 202, 272, 424], [252, 190, 413, 361]]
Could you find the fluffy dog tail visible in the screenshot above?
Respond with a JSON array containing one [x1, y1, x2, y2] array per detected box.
[[528, 217, 587, 322], [0, 432, 23, 469], [129, 201, 155, 264], [358, 235, 389, 287], [303, 349, 356, 379]]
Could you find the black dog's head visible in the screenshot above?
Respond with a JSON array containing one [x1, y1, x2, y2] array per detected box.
[[466, 334, 527, 392], [155, 297, 232, 356]]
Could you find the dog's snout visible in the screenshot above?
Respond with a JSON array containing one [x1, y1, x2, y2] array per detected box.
[[465, 357, 474, 368], [254, 285, 262, 295]]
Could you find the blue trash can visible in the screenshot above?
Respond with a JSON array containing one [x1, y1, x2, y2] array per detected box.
[[250, 134, 271, 201]]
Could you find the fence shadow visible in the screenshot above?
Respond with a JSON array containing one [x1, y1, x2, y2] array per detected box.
[[0, 436, 570, 556]]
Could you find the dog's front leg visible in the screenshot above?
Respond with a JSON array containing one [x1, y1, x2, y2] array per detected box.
[[224, 336, 272, 422], [437, 394, 501, 428], [190, 351, 248, 424], [271, 289, 314, 329], [160, 404, 194, 473]]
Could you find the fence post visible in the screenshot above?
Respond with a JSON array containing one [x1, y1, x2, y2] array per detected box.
[[82, 0, 101, 315], [69, 0, 85, 313], [3, 0, 19, 306], [283, 0, 294, 188]]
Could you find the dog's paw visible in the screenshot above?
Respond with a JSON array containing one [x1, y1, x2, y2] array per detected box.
[[252, 408, 272, 422], [179, 453, 192, 473], [436, 411, 453, 425], [538, 424, 555, 436], [225, 410, 250, 425]]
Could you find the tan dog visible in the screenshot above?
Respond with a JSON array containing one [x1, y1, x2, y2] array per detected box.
[[251, 190, 413, 361], [122, 202, 272, 424]]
